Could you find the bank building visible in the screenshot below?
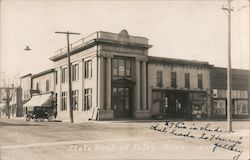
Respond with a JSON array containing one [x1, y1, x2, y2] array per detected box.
[[48, 30, 215, 121]]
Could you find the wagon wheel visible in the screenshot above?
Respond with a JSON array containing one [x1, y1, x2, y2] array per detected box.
[[47, 115, 53, 122], [26, 116, 31, 121]]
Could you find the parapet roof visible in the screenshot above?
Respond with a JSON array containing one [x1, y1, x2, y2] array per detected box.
[[20, 73, 32, 79], [31, 68, 55, 79], [148, 56, 211, 67], [50, 30, 151, 62]]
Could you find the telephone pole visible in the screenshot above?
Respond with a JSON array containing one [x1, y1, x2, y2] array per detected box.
[[222, 0, 233, 132], [55, 31, 80, 123]]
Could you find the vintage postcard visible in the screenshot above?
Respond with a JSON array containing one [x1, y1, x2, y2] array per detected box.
[[0, 0, 249, 160]]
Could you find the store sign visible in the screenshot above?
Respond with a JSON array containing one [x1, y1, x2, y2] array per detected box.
[[101, 45, 145, 55]]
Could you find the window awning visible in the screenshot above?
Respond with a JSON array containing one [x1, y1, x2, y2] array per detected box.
[[23, 93, 53, 107]]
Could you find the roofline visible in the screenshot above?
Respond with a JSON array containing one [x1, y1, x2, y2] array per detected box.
[[31, 68, 55, 79], [148, 56, 211, 66], [212, 66, 250, 72], [50, 39, 152, 62], [98, 30, 149, 40], [20, 73, 32, 79]]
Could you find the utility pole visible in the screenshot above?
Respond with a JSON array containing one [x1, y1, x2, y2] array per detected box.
[[222, 0, 233, 132], [55, 31, 80, 123]]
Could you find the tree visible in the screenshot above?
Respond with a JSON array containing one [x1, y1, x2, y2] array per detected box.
[[0, 75, 19, 119]]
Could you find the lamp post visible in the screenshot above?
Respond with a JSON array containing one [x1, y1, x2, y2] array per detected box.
[[55, 31, 80, 123]]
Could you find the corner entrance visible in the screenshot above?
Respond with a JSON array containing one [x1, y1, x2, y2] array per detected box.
[[112, 87, 133, 119]]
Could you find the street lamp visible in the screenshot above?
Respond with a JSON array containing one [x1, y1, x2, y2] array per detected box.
[[24, 45, 31, 51]]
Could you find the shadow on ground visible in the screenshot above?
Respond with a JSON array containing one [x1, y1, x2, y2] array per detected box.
[[0, 121, 44, 127]]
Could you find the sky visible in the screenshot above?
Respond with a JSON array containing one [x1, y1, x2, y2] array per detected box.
[[0, 0, 249, 82]]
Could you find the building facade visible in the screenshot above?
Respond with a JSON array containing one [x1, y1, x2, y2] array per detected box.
[[20, 74, 32, 101], [50, 30, 217, 121], [148, 56, 212, 120], [20, 30, 249, 121], [211, 67, 250, 119], [31, 69, 56, 94], [50, 30, 152, 121]]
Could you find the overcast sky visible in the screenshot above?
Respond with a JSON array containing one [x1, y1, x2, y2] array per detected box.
[[0, 0, 249, 80]]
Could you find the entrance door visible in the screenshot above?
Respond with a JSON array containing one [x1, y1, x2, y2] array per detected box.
[[112, 87, 131, 119], [165, 92, 189, 119]]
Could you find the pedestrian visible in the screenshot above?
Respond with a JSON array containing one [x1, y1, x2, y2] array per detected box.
[[53, 108, 57, 119]]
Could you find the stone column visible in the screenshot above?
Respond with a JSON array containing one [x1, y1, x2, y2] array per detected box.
[[141, 60, 147, 110], [57, 67, 62, 112], [106, 55, 112, 110], [135, 59, 141, 110], [98, 56, 104, 110], [78, 60, 83, 111]]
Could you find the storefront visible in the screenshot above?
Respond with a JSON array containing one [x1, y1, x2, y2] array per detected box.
[[212, 89, 249, 118], [151, 90, 208, 120], [211, 67, 250, 119]]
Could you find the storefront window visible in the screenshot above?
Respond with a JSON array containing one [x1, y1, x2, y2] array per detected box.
[[189, 93, 207, 115], [233, 100, 248, 115], [213, 100, 226, 115]]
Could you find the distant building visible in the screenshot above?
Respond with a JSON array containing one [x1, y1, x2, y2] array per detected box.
[[211, 67, 250, 119], [20, 74, 32, 101], [31, 68, 56, 94]]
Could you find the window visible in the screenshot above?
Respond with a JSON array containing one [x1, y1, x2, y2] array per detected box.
[[72, 90, 79, 111], [156, 71, 163, 87], [46, 80, 50, 92], [84, 88, 92, 111], [213, 100, 226, 115], [62, 67, 67, 83], [240, 90, 248, 99], [171, 72, 177, 88], [152, 91, 162, 102], [85, 60, 92, 78], [36, 82, 40, 90], [198, 74, 203, 89], [55, 71, 58, 84], [125, 60, 131, 76], [185, 73, 190, 88], [61, 92, 67, 111], [233, 100, 248, 115], [112, 59, 131, 77], [72, 64, 79, 81]]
